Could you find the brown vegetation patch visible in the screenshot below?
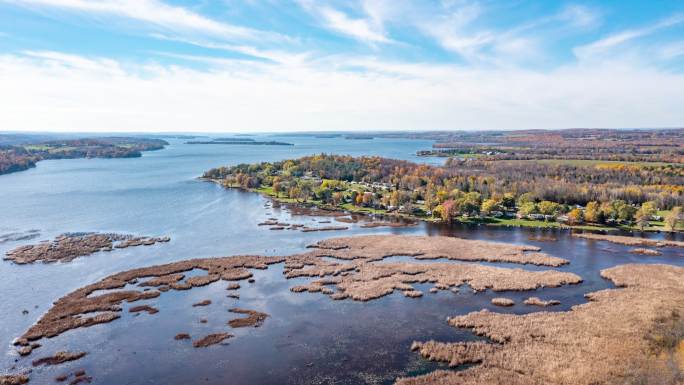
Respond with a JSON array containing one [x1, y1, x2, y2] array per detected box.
[[16, 255, 282, 355], [302, 235, 567, 266], [3, 233, 170, 264], [225, 283, 240, 290], [0, 375, 29, 385], [335, 217, 359, 223], [410, 341, 496, 367], [32, 351, 86, 367], [283, 236, 577, 302], [286, 259, 580, 302], [491, 298, 514, 307], [301, 226, 349, 232], [574, 233, 684, 248], [192, 333, 233, 348], [395, 264, 684, 385], [360, 221, 417, 228], [630, 248, 662, 256], [174, 333, 190, 340], [129, 305, 158, 314], [523, 297, 560, 307], [227, 308, 269, 328], [192, 300, 211, 307]]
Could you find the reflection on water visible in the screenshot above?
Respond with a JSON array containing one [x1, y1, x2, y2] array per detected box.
[[1, 138, 684, 384]]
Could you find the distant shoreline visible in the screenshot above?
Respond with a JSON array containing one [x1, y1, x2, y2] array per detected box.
[[186, 140, 293, 146]]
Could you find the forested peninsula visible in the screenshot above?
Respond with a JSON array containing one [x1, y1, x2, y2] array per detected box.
[[0, 137, 168, 175], [203, 153, 684, 232]]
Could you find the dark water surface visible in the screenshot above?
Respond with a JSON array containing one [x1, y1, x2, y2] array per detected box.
[[1, 137, 683, 384]]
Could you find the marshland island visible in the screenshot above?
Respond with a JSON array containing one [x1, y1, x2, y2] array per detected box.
[[4, 234, 684, 385]]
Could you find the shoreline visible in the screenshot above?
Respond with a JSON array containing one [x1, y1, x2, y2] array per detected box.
[[200, 177, 675, 234]]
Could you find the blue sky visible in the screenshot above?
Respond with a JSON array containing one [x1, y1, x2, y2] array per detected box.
[[1, 0, 683, 132]]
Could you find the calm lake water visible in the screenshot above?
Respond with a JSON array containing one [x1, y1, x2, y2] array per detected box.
[[1, 136, 683, 384]]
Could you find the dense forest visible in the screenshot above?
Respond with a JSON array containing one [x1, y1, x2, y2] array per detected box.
[[410, 128, 684, 163], [204, 153, 684, 230], [0, 137, 168, 175]]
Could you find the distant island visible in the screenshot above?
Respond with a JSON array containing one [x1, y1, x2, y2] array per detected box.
[[0, 136, 168, 175], [186, 138, 293, 146]]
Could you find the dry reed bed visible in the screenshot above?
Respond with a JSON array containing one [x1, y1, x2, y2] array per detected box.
[[13, 255, 283, 356], [629, 248, 662, 256], [302, 235, 568, 266], [395, 263, 684, 385], [192, 333, 233, 348], [359, 222, 417, 228], [3, 233, 170, 264], [32, 351, 86, 367], [282, 235, 577, 301], [301, 226, 349, 232], [228, 308, 269, 328], [574, 233, 684, 248], [129, 305, 158, 314], [491, 298, 515, 307], [0, 375, 29, 385], [523, 297, 560, 307], [286, 261, 581, 302]]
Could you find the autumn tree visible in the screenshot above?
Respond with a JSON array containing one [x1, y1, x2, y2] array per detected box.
[[517, 202, 537, 217], [481, 199, 500, 215], [664, 207, 683, 232], [538, 201, 560, 216], [584, 201, 601, 223], [566, 208, 584, 225], [635, 201, 657, 231]]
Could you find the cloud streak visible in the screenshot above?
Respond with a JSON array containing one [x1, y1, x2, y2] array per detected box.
[[1, 51, 683, 132], [8, 0, 282, 41], [574, 13, 684, 60], [297, 0, 392, 44]]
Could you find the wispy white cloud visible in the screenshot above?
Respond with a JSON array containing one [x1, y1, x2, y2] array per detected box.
[[6, 0, 283, 41], [657, 41, 684, 60], [2, 50, 683, 132], [557, 4, 601, 29], [297, 0, 392, 44], [414, 2, 599, 65], [149, 33, 310, 65], [574, 13, 684, 60]]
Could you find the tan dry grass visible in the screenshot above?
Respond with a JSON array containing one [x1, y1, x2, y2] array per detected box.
[[523, 297, 560, 307], [15, 255, 283, 355], [32, 351, 86, 367], [304, 235, 567, 266], [0, 375, 29, 385], [491, 298, 515, 307], [192, 333, 232, 348], [287, 259, 581, 302], [227, 308, 268, 328], [574, 233, 684, 248], [395, 263, 684, 385], [4, 233, 169, 264], [630, 248, 662, 256]]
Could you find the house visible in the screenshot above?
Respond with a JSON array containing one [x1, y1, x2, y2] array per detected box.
[[528, 214, 545, 221]]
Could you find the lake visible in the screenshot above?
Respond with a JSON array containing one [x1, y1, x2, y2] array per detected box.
[[1, 136, 683, 384]]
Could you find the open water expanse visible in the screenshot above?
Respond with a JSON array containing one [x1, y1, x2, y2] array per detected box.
[[1, 136, 683, 384]]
